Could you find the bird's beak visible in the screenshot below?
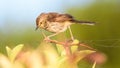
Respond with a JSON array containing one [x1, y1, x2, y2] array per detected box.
[[35, 27, 39, 31]]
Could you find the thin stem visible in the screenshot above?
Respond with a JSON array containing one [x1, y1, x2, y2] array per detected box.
[[44, 39, 65, 45], [78, 43, 96, 50], [92, 61, 97, 68], [64, 45, 71, 57], [68, 26, 74, 40]]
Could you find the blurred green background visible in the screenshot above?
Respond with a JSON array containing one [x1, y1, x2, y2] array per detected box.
[[0, 0, 120, 68]]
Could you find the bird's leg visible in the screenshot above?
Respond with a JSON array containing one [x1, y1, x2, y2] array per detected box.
[[68, 26, 74, 41], [43, 32, 60, 41], [41, 31, 50, 41], [42, 33, 50, 41], [47, 32, 60, 38], [41, 30, 47, 38], [41, 30, 51, 41]]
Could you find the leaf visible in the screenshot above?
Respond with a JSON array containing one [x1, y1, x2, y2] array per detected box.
[[71, 45, 78, 53], [6, 46, 12, 59], [58, 56, 78, 68], [56, 44, 66, 56], [6, 44, 24, 62], [72, 39, 79, 44], [74, 50, 95, 63]]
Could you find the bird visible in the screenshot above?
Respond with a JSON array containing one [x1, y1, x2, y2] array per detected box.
[[36, 12, 95, 40]]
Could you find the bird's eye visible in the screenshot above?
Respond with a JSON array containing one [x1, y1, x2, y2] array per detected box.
[[40, 22, 44, 27]]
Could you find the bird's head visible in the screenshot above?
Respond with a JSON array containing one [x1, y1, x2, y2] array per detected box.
[[36, 13, 49, 30]]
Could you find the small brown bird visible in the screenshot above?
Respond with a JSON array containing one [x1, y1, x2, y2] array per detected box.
[[36, 12, 95, 40]]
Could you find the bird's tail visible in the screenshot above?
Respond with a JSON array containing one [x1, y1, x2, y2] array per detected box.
[[73, 20, 95, 25]]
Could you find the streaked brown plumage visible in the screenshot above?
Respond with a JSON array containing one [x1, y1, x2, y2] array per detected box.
[[36, 12, 95, 40]]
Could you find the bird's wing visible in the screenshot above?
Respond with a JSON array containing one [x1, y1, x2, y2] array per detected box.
[[54, 14, 74, 22]]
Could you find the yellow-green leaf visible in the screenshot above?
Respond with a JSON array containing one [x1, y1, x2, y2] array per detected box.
[[6, 44, 24, 62], [74, 50, 95, 63], [56, 44, 65, 56], [72, 39, 79, 44], [6, 46, 12, 59], [58, 56, 77, 68], [71, 45, 78, 53]]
